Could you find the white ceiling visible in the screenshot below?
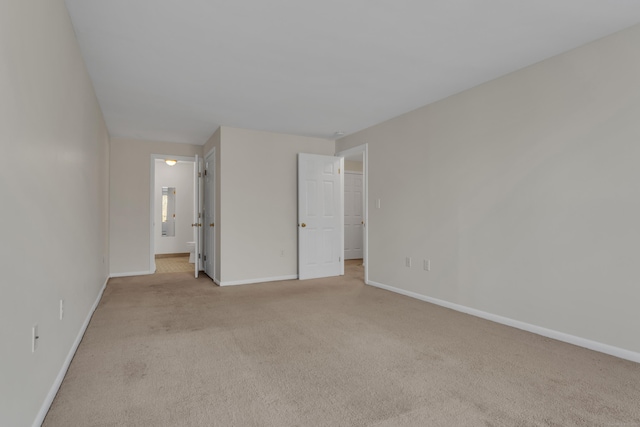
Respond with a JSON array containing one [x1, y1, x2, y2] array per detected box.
[[64, 0, 640, 145]]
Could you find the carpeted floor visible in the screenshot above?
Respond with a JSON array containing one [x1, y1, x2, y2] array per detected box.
[[43, 260, 640, 426], [155, 254, 194, 274]]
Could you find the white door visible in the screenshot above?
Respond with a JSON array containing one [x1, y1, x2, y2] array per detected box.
[[193, 154, 202, 278], [298, 153, 344, 280], [204, 151, 215, 280], [344, 172, 363, 259], [198, 155, 204, 273]]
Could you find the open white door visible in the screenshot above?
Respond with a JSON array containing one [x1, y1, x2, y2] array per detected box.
[[298, 153, 344, 280], [204, 151, 215, 281], [193, 154, 201, 278], [344, 171, 364, 260]]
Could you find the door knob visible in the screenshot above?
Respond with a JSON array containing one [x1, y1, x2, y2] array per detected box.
[[209, 223, 214, 227], [191, 223, 198, 227], [301, 223, 306, 228]]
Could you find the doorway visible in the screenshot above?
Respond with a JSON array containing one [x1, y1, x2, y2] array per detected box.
[[149, 155, 196, 274], [336, 144, 368, 284]]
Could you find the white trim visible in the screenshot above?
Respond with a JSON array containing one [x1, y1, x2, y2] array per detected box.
[[364, 145, 368, 285], [340, 157, 344, 276], [150, 156, 155, 274], [336, 143, 369, 284], [367, 280, 640, 364], [220, 274, 298, 286], [109, 270, 153, 278], [33, 276, 109, 427]]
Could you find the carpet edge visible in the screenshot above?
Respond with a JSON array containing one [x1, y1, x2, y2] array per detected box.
[[367, 280, 640, 364]]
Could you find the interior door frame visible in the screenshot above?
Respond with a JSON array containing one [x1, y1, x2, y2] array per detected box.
[[149, 154, 196, 273], [204, 147, 216, 283], [194, 154, 200, 278], [335, 144, 369, 284]]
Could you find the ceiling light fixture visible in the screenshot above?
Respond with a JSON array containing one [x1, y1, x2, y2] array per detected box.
[[333, 131, 345, 138], [165, 159, 177, 166]]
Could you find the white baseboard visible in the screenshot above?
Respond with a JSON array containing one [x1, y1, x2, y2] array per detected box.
[[109, 270, 153, 278], [33, 276, 109, 427], [220, 274, 298, 287], [367, 280, 640, 364]]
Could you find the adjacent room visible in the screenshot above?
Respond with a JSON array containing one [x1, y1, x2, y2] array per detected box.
[[2, 1, 640, 426], [153, 158, 197, 274]]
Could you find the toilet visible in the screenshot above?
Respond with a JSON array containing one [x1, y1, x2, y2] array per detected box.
[[186, 241, 196, 264]]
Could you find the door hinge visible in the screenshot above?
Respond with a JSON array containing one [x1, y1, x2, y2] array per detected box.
[[198, 172, 202, 178], [339, 256, 341, 262], [203, 255, 207, 261], [204, 169, 207, 176], [198, 254, 201, 259], [198, 212, 201, 218], [338, 168, 341, 174]]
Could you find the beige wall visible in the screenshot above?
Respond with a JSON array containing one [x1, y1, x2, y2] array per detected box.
[[337, 24, 640, 355], [219, 127, 335, 283], [344, 160, 363, 172], [203, 126, 220, 159], [110, 138, 203, 275], [110, 127, 334, 282], [0, 1, 110, 425]]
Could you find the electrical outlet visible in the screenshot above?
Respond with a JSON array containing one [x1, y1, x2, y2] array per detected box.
[[405, 257, 412, 267], [32, 325, 39, 353], [424, 259, 430, 271], [60, 299, 64, 320], [376, 198, 381, 209]]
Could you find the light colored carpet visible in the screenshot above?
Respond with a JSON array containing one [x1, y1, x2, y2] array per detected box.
[[44, 260, 640, 426], [155, 255, 193, 274]]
